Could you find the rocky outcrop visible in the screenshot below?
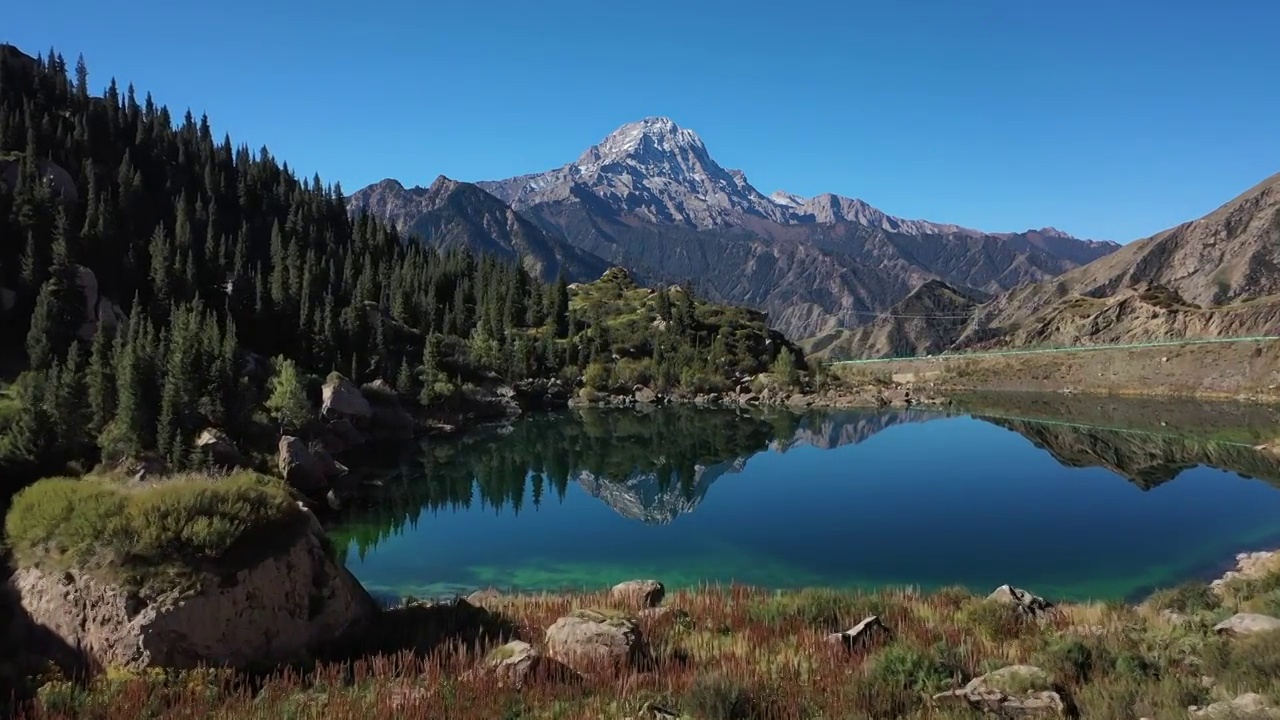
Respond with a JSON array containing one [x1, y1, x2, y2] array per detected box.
[[544, 609, 650, 672], [69, 265, 126, 342], [633, 386, 658, 405], [989, 585, 1056, 618], [933, 665, 1066, 717], [1190, 693, 1280, 719], [825, 615, 891, 651], [1213, 613, 1280, 636], [610, 580, 665, 608], [8, 514, 377, 670], [1212, 550, 1280, 591], [321, 374, 371, 423], [278, 436, 326, 492], [0, 156, 79, 203], [194, 428, 244, 468], [478, 640, 580, 689]]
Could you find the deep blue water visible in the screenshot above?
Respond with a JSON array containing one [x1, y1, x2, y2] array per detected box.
[[331, 403, 1280, 602]]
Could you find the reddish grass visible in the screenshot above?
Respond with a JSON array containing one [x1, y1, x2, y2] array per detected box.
[[14, 583, 1279, 719]]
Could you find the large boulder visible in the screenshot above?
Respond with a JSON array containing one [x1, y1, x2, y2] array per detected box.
[[194, 428, 245, 469], [278, 436, 326, 492], [934, 665, 1066, 717], [70, 266, 126, 342], [633, 386, 658, 405], [479, 640, 580, 689], [610, 579, 665, 608], [1213, 613, 1280, 636], [545, 609, 650, 672], [0, 157, 78, 202], [321, 374, 371, 422], [989, 584, 1056, 618], [8, 517, 377, 670]]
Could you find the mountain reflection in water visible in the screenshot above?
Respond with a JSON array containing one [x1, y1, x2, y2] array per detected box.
[[329, 397, 1280, 601]]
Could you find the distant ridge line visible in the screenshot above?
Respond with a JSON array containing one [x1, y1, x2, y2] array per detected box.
[[831, 335, 1280, 364]]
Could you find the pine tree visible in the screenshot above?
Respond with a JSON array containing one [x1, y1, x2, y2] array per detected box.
[[419, 333, 442, 405], [87, 323, 114, 436], [265, 356, 311, 432], [395, 357, 414, 395]]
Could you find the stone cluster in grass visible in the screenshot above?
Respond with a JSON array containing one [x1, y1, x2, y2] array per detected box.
[[13, 553, 1280, 720]]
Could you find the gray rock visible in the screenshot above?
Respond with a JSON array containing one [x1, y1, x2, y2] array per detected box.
[[824, 614, 890, 651], [278, 436, 326, 493], [194, 428, 245, 468], [1191, 693, 1280, 718], [466, 588, 504, 608], [633, 386, 658, 404], [8, 520, 376, 670], [989, 584, 1056, 618], [321, 375, 371, 422], [481, 640, 580, 689], [637, 606, 690, 625], [610, 579, 665, 608], [1214, 613, 1280, 636], [934, 665, 1063, 717], [545, 609, 649, 672]]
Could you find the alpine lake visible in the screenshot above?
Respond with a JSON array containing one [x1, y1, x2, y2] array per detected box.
[[328, 392, 1280, 605]]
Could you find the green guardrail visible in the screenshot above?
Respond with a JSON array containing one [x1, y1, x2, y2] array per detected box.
[[831, 335, 1280, 365]]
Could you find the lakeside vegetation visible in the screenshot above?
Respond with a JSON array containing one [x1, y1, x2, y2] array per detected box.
[[15, 560, 1280, 719], [0, 45, 805, 493]]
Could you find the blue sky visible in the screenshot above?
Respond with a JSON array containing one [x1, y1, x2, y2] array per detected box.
[[7, 0, 1280, 242]]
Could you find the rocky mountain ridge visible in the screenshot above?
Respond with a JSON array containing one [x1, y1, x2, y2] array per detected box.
[[821, 171, 1280, 359], [352, 117, 1119, 339], [345, 175, 608, 281]]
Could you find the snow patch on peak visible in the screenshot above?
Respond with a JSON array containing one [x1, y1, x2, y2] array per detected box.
[[769, 190, 808, 208]]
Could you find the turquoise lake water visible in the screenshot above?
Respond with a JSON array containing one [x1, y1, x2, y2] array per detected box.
[[330, 402, 1280, 603]]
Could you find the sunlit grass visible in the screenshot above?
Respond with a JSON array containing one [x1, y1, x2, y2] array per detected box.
[[15, 569, 1280, 719]]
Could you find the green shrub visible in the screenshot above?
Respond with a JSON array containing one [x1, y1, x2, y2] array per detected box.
[[1035, 637, 1103, 684], [4, 472, 302, 581], [865, 642, 962, 694], [955, 598, 1032, 641], [746, 588, 886, 632], [683, 674, 759, 720], [1146, 581, 1221, 614], [4, 478, 128, 562]]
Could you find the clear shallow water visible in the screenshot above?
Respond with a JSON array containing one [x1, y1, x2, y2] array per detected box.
[[330, 401, 1280, 603]]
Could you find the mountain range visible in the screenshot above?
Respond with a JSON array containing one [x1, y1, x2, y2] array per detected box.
[[807, 171, 1280, 358], [348, 117, 1120, 340]]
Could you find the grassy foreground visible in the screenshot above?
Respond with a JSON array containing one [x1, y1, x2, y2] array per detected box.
[[17, 558, 1280, 720]]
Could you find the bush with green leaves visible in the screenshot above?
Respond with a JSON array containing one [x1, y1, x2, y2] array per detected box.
[[4, 472, 304, 582]]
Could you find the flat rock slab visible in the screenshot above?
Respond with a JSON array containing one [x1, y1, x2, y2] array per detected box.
[[1214, 613, 1280, 636], [1191, 693, 1280, 719]]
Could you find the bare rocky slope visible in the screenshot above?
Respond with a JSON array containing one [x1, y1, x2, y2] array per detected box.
[[352, 117, 1117, 338], [803, 280, 989, 360], [347, 176, 609, 281], [823, 171, 1280, 359]]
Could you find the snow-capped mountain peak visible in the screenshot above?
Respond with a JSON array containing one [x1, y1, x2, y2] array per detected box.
[[478, 117, 788, 228], [769, 190, 808, 208]]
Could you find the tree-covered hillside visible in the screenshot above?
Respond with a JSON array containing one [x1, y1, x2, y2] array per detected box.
[[0, 46, 803, 489]]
